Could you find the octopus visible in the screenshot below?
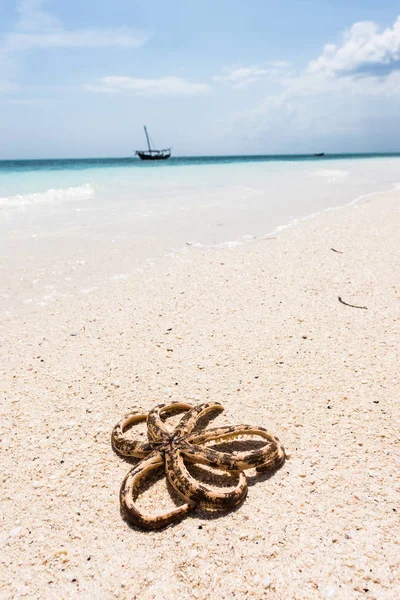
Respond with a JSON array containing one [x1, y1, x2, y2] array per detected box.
[[111, 401, 286, 530]]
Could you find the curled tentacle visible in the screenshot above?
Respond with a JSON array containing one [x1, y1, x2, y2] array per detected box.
[[120, 452, 192, 530], [147, 401, 193, 441], [173, 402, 224, 438], [114, 401, 287, 529], [111, 412, 153, 457], [165, 448, 247, 511], [186, 425, 286, 471]]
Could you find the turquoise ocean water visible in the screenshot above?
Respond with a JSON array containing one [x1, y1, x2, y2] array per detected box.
[[1, 153, 400, 197], [2, 153, 400, 305], [2, 152, 400, 222], [1, 152, 400, 231], [1, 151, 400, 245], [0, 152, 400, 190]]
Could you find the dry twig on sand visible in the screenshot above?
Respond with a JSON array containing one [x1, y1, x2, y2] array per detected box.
[[338, 296, 368, 310]]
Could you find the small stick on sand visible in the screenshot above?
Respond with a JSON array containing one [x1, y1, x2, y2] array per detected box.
[[331, 247, 344, 253], [338, 296, 368, 310]]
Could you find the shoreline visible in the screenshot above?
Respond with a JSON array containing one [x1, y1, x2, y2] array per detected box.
[[2, 174, 400, 316], [1, 189, 399, 599]]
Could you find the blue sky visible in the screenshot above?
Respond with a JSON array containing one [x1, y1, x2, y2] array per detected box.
[[1, 0, 400, 158]]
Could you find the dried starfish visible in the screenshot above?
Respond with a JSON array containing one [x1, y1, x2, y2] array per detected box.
[[112, 401, 285, 530]]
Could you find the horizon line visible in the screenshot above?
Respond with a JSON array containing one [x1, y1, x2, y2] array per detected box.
[[2, 151, 400, 162]]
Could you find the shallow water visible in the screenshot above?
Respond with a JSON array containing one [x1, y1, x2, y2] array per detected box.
[[1, 154, 400, 308], [1, 154, 400, 238]]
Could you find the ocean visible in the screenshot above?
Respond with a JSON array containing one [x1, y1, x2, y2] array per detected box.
[[1, 153, 400, 307]]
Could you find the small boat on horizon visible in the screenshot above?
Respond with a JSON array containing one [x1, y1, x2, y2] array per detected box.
[[314, 152, 325, 157], [135, 126, 171, 161]]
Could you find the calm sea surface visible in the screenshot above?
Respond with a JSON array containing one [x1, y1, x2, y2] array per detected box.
[[1, 153, 400, 234], [1, 153, 400, 306]]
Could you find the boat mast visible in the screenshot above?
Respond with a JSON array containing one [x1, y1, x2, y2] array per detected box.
[[144, 125, 152, 152]]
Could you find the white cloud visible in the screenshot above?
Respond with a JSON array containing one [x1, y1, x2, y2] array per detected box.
[[213, 62, 289, 89], [227, 16, 400, 151], [85, 76, 209, 96], [0, 0, 148, 95], [308, 17, 400, 77], [2, 0, 148, 55], [6, 29, 147, 52], [0, 80, 18, 93], [16, 0, 60, 32]]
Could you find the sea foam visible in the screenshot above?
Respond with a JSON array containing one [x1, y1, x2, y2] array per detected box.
[[0, 183, 94, 209]]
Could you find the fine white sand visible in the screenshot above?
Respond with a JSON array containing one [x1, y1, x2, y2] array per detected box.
[[1, 190, 399, 599]]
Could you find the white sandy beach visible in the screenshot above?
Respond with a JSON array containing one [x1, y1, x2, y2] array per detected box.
[[1, 190, 399, 599]]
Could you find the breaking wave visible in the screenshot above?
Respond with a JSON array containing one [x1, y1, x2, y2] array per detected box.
[[0, 183, 95, 209]]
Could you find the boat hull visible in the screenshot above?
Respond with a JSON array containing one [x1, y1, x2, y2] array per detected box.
[[136, 151, 171, 161]]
